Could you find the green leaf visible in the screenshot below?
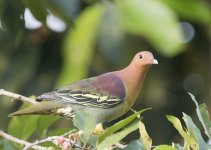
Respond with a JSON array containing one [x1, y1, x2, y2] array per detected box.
[[182, 113, 210, 150], [73, 111, 97, 145], [188, 92, 211, 139], [23, 0, 48, 23], [48, 128, 71, 136], [0, 140, 15, 150], [123, 140, 145, 150], [117, 0, 184, 57], [98, 108, 151, 144], [84, 134, 99, 147], [98, 1, 125, 62], [174, 144, 184, 150], [73, 111, 97, 134], [57, 3, 104, 86], [139, 120, 152, 149], [37, 116, 60, 137], [8, 111, 40, 149], [8, 103, 40, 141], [8, 115, 40, 140], [97, 119, 139, 150], [166, 115, 197, 149], [161, 0, 211, 25], [154, 145, 177, 150], [40, 0, 74, 27]]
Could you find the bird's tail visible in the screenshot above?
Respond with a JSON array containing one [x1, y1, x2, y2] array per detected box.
[[9, 101, 61, 117]]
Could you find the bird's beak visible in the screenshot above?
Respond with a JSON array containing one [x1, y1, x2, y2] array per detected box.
[[152, 59, 158, 64]]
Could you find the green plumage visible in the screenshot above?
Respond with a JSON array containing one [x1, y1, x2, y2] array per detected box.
[[9, 73, 127, 122], [9, 51, 158, 123]]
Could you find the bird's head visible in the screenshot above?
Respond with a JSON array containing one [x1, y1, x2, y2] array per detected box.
[[130, 51, 158, 69]]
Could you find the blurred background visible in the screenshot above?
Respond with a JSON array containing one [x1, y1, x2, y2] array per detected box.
[[0, 0, 211, 146]]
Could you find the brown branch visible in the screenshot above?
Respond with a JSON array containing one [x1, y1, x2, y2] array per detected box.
[[0, 130, 47, 150], [0, 89, 37, 104]]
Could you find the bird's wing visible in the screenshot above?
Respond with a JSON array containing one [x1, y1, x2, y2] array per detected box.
[[37, 73, 126, 109]]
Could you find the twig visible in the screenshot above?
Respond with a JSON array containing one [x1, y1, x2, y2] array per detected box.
[[23, 130, 82, 150], [115, 143, 127, 149], [0, 89, 37, 104], [0, 130, 47, 150], [23, 136, 57, 150]]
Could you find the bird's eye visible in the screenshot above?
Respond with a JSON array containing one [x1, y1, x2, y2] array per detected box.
[[139, 55, 143, 59]]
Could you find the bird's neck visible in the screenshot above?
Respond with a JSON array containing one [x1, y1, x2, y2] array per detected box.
[[116, 65, 148, 107]]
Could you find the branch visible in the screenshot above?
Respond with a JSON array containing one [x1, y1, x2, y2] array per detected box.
[[0, 130, 47, 150], [23, 131, 75, 150], [23, 136, 57, 150], [0, 89, 37, 104]]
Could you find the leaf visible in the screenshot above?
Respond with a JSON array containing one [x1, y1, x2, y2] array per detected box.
[[84, 134, 99, 147], [37, 116, 60, 137], [41, 0, 75, 27], [73, 111, 97, 144], [8, 115, 40, 140], [188, 92, 211, 139], [117, 0, 184, 57], [97, 119, 139, 150], [123, 140, 145, 150], [98, 1, 125, 62], [73, 111, 97, 134], [161, 0, 211, 25], [154, 145, 177, 150], [174, 144, 184, 150], [0, 140, 15, 150], [8, 103, 40, 141], [22, 0, 48, 23], [57, 3, 104, 86], [8, 111, 40, 149], [182, 113, 210, 150], [166, 115, 197, 149], [48, 128, 71, 136], [97, 108, 151, 144], [139, 120, 152, 149]]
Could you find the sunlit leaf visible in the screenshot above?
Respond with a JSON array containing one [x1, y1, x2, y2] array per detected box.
[[182, 113, 210, 150], [57, 3, 104, 86], [161, 0, 211, 25], [97, 119, 139, 150], [98, 108, 151, 144], [154, 145, 177, 150], [166, 115, 197, 149], [117, 0, 184, 57], [139, 120, 152, 149], [188, 93, 211, 139]]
